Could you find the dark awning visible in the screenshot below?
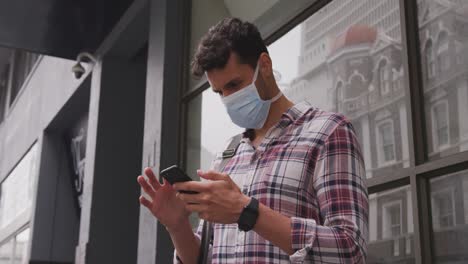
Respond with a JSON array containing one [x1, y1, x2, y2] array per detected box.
[[0, 0, 134, 59]]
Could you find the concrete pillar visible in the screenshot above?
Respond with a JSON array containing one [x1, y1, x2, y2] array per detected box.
[[399, 103, 410, 167], [360, 116, 373, 178], [75, 58, 146, 264], [137, 0, 189, 263]]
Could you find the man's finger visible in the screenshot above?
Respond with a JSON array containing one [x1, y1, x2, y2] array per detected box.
[[178, 192, 207, 204], [198, 170, 228, 181], [137, 175, 156, 197], [139, 195, 152, 209], [185, 203, 206, 213], [162, 177, 171, 187], [173, 181, 209, 193], [144, 167, 161, 191]]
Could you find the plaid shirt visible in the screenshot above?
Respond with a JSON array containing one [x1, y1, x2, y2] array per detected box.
[[175, 102, 368, 263]]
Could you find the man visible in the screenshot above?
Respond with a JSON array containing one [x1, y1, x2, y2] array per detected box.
[[137, 18, 368, 263]]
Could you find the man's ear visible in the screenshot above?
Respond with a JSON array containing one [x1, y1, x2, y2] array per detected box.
[[258, 52, 273, 79]]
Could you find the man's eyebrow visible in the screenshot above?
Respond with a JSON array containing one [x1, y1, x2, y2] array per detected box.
[[209, 76, 243, 93], [223, 77, 242, 89]]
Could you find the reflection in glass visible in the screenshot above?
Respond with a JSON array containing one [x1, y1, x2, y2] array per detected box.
[[430, 170, 468, 263], [0, 144, 38, 228], [271, 0, 410, 178], [418, 0, 468, 159], [185, 90, 242, 228], [12, 228, 30, 264], [0, 239, 13, 264], [186, 90, 242, 175], [368, 186, 415, 263], [187, 0, 411, 183]]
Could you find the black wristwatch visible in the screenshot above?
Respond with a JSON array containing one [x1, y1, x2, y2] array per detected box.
[[237, 197, 259, 232]]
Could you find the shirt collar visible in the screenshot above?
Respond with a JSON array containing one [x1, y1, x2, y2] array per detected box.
[[281, 101, 312, 123], [241, 101, 313, 142]]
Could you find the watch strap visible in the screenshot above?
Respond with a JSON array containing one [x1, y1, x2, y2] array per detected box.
[[238, 197, 259, 232]]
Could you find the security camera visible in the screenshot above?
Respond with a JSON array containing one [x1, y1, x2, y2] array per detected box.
[[72, 52, 98, 79], [72, 62, 86, 79]]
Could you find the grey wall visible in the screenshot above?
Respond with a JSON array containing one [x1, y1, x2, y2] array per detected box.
[[0, 56, 91, 182], [0, 55, 92, 263], [74, 56, 147, 264]]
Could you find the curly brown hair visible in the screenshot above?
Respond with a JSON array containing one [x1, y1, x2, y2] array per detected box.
[[191, 17, 268, 78]]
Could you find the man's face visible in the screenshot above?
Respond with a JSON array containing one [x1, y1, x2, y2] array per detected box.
[[206, 52, 258, 98]]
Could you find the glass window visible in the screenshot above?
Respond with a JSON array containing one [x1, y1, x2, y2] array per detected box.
[[186, 90, 243, 175], [12, 228, 30, 264], [419, 1, 468, 159], [0, 239, 13, 264], [9, 50, 39, 107], [368, 186, 414, 263], [189, 0, 314, 89], [430, 170, 468, 263], [0, 144, 38, 228], [185, 90, 242, 228], [0, 228, 30, 264], [0, 63, 9, 123], [187, 0, 411, 182]]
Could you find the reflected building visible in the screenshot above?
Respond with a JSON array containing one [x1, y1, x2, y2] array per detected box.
[[283, 0, 468, 263]]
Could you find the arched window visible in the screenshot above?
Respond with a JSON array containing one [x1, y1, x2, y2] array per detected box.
[[425, 41, 435, 79], [348, 74, 365, 98], [437, 32, 450, 72], [377, 119, 396, 165], [378, 59, 390, 95], [431, 100, 449, 149]]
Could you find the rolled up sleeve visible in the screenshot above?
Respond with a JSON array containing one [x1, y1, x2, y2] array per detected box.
[[289, 120, 369, 263]]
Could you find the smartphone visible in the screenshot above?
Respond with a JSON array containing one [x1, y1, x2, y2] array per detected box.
[[159, 165, 198, 194]]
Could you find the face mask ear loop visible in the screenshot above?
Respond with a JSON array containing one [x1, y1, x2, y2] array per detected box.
[[270, 91, 283, 103], [252, 63, 260, 84]]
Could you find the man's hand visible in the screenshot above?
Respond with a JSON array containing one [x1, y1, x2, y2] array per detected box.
[[174, 170, 250, 224], [137, 167, 190, 232]]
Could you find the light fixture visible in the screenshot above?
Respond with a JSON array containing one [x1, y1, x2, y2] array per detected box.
[[72, 52, 97, 79]]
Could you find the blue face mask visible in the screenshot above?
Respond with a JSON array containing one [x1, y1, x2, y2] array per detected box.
[[219, 64, 282, 129]]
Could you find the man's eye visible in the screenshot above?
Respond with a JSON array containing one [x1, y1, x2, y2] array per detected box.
[[226, 82, 240, 90]]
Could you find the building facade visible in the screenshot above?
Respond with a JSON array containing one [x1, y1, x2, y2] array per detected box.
[[0, 0, 467, 263]]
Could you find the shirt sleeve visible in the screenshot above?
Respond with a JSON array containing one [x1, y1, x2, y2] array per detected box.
[[289, 120, 369, 263]]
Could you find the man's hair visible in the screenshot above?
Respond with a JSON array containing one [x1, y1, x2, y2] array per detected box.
[[191, 17, 268, 78]]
